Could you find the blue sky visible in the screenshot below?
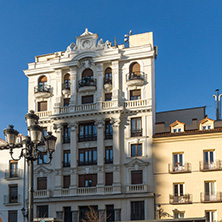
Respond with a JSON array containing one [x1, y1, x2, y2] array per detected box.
[[0, 0, 222, 138]]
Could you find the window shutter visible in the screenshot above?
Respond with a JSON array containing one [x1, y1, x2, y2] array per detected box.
[[131, 170, 143, 184], [38, 101, 47, 111], [82, 95, 93, 104], [63, 176, 70, 188], [37, 177, 47, 190], [105, 173, 113, 186]]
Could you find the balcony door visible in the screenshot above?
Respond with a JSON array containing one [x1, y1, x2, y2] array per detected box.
[[173, 153, 184, 171], [205, 182, 216, 201], [204, 151, 215, 169], [206, 211, 217, 222]]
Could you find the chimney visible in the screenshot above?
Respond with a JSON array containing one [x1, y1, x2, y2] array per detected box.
[[213, 89, 222, 120]]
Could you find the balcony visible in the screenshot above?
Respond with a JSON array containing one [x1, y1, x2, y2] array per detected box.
[[5, 169, 22, 180], [199, 160, 222, 171], [105, 132, 113, 140], [169, 194, 192, 204], [131, 129, 142, 137], [78, 160, 97, 166], [103, 77, 112, 91], [200, 192, 222, 203], [78, 77, 97, 92], [34, 190, 51, 198], [77, 187, 97, 195], [62, 82, 70, 96], [105, 159, 113, 164], [168, 163, 191, 174], [4, 194, 21, 205], [126, 72, 145, 87], [78, 134, 97, 142], [34, 84, 51, 98], [126, 184, 148, 193], [62, 162, 70, 168]]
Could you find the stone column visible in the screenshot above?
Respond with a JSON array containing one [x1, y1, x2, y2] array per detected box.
[[69, 122, 78, 195], [54, 69, 63, 111], [95, 119, 105, 194], [70, 66, 78, 106], [112, 61, 120, 106], [53, 123, 63, 195], [111, 117, 121, 193], [95, 63, 104, 109]]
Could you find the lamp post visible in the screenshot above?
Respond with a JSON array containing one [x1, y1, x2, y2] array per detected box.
[[0, 110, 56, 222]]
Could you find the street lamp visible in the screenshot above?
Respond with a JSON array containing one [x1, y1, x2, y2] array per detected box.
[[0, 110, 56, 222]]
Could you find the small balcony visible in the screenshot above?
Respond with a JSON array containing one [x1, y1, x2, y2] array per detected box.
[[126, 184, 148, 193], [62, 161, 70, 168], [168, 163, 191, 174], [78, 77, 97, 92], [169, 194, 192, 204], [103, 77, 112, 91], [34, 84, 51, 98], [77, 187, 97, 195], [4, 194, 21, 205], [78, 134, 97, 142], [105, 158, 113, 164], [62, 82, 71, 96], [131, 129, 142, 137], [34, 190, 51, 198], [105, 132, 113, 140], [78, 160, 97, 166], [200, 192, 222, 203], [126, 72, 145, 87], [199, 160, 222, 171], [5, 169, 22, 180]]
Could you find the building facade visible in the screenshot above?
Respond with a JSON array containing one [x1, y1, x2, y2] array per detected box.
[[24, 29, 156, 221], [153, 107, 222, 221]]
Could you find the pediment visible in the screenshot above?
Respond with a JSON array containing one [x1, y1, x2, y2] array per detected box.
[[34, 165, 52, 175], [124, 158, 149, 168], [199, 117, 214, 125], [170, 120, 185, 127]]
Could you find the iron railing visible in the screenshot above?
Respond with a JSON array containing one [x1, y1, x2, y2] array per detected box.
[[168, 163, 191, 173], [199, 160, 222, 171], [62, 82, 71, 90], [104, 77, 112, 85], [4, 194, 21, 204], [78, 134, 97, 142], [169, 194, 192, 204], [200, 192, 222, 202], [5, 169, 21, 179], [126, 71, 146, 82], [78, 77, 97, 88], [131, 129, 142, 137], [34, 84, 51, 93], [78, 160, 97, 166]]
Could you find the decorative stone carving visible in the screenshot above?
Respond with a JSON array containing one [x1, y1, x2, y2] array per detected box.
[[124, 158, 149, 168], [105, 40, 112, 49], [70, 168, 77, 174], [53, 123, 63, 133], [97, 38, 104, 49], [81, 28, 93, 36], [111, 118, 120, 127], [68, 122, 78, 132], [95, 119, 105, 128]]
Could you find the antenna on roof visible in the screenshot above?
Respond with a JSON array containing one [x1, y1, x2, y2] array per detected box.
[[213, 89, 222, 120]]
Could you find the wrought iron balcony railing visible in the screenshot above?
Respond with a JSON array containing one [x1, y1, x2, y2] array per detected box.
[[78, 134, 97, 142], [168, 163, 191, 174], [104, 77, 112, 85], [126, 71, 146, 82], [34, 84, 51, 93], [169, 194, 192, 204], [62, 161, 70, 168], [105, 132, 113, 140], [78, 160, 97, 166], [5, 169, 22, 179], [62, 82, 70, 90], [199, 160, 222, 171], [131, 129, 142, 137], [200, 192, 222, 202], [4, 194, 21, 204], [78, 77, 97, 88]]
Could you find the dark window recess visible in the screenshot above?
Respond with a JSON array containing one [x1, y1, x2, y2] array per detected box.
[[82, 95, 93, 104], [82, 69, 93, 78], [63, 125, 70, 143], [105, 173, 113, 186], [130, 90, 141, 100], [9, 161, 18, 177], [131, 170, 143, 184], [106, 205, 115, 222], [105, 147, 113, 164], [105, 121, 113, 139], [38, 101, 47, 112], [79, 148, 97, 166], [63, 150, 70, 167], [64, 207, 72, 222], [131, 118, 142, 137], [63, 74, 71, 89], [131, 201, 144, 220], [37, 205, 48, 218], [9, 185, 18, 203], [38, 152, 47, 165], [104, 67, 112, 84], [131, 144, 142, 157], [37, 177, 47, 190], [63, 175, 70, 188], [40, 127, 47, 145], [8, 211, 17, 222], [130, 62, 140, 74], [79, 174, 97, 187], [64, 98, 70, 107], [105, 93, 112, 101], [79, 123, 97, 142], [79, 206, 98, 222]]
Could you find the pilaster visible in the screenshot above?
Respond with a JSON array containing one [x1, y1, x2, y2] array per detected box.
[[70, 66, 78, 105]]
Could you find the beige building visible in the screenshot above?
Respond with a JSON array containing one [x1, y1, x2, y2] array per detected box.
[[153, 107, 222, 221], [24, 29, 156, 221]]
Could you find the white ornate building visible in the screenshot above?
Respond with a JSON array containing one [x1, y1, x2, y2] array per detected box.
[[24, 29, 156, 222]]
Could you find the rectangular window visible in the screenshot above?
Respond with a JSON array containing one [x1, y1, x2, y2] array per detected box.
[[38, 101, 47, 112], [105, 93, 112, 101], [173, 153, 184, 167], [63, 150, 71, 167], [131, 201, 144, 220], [40, 127, 47, 144], [9, 161, 18, 177], [37, 177, 47, 190], [105, 146, 113, 164], [79, 206, 98, 222], [205, 181, 216, 201], [105, 120, 113, 139], [8, 211, 17, 222], [9, 185, 18, 203], [63, 124, 70, 143], [206, 211, 217, 222], [64, 98, 70, 107], [174, 183, 184, 196], [79, 148, 97, 166], [63, 175, 70, 189], [79, 174, 97, 187], [105, 173, 113, 186], [64, 207, 72, 222], [204, 150, 215, 169], [131, 118, 142, 137], [38, 152, 47, 165], [131, 170, 143, 184], [82, 95, 93, 104], [37, 205, 48, 218], [79, 122, 97, 142], [131, 144, 142, 157], [174, 211, 185, 218], [106, 205, 115, 222], [130, 89, 141, 100]]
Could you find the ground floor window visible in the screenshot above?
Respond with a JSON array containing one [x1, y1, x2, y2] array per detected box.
[[79, 206, 98, 222], [37, 205, 48, 218], [8, 211, 17, 222], [131, 201, 144, 220]]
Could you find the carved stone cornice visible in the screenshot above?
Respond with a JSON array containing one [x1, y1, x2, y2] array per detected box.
[[111, 117, 121, 127], [95, 119, 105, 128], [68, 122, 78, 132], [53, 123, 63, 133]]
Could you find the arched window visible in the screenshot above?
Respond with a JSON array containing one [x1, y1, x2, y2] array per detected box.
[[82, 69, 93, 79], [130, 62, 140, 76], [64, 73, 70, 89], [104, 67, 112, 84], [38, 75, 47, 91]]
